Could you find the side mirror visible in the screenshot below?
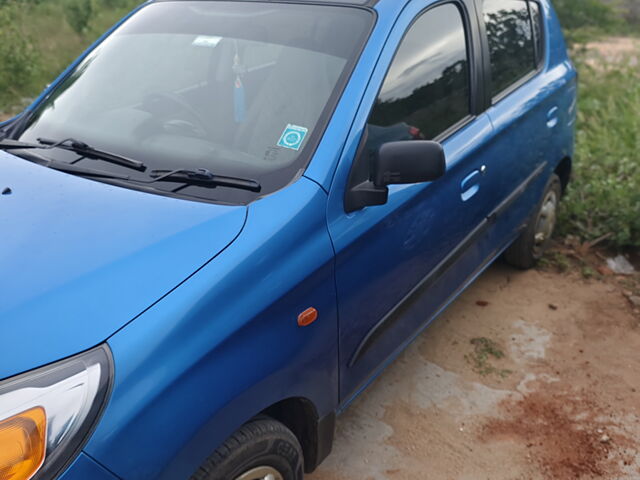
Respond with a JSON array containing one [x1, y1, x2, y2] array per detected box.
[[344, 140, 446, 213], [374, 141, 446, 187]]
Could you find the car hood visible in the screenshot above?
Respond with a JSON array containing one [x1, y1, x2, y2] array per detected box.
[[0, 152, 247, 380]]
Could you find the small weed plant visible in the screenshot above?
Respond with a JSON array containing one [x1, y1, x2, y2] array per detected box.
[[465, 337, 512, 378]]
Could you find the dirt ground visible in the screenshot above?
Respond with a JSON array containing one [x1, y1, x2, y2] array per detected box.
[[583, 37, 640, 67], [309, 259, 640, 480]]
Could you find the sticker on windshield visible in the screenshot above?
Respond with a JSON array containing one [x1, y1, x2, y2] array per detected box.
[[277, 125, 308, 151], [192, 36, 223, 48]]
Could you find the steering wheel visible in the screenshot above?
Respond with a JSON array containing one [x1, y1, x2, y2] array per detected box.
[[142, 91, 211, 138]]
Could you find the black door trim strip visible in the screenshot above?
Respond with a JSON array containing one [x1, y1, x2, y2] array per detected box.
[[348, 162, 547, 367]]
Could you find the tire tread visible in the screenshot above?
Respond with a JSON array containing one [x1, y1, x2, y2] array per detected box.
[[191, 417, 302, 480], [504, 174, 562, 270]]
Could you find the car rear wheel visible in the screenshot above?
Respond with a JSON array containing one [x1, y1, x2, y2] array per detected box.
[[191, 417, 304, 480], [504, 174, 562, 270]]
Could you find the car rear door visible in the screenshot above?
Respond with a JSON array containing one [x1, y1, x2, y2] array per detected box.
[[476, 0, 575, 247], [327, 0, 500, 403]]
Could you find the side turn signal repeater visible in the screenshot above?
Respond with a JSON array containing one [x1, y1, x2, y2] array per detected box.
[[0, 407, 47, 480], [297, 307, 318, 327]]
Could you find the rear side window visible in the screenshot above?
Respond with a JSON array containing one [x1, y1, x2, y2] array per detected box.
[[483, 0, 538, 97], [368, 3, 470, 142]]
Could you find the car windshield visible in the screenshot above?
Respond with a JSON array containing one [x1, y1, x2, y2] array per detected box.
[[15, 1, 373, 204]]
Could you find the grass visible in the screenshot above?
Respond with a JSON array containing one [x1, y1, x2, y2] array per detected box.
[[465, 337, 512, 378], [538, 250, 573, 273], [553, 0, 640, 45], [550, 0, 640, 250], [558, 54, 640, 249]]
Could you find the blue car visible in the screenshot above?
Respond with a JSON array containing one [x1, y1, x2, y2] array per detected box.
[[0, 0, 576, 478]]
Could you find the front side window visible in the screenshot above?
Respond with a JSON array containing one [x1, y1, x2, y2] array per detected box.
[[483, 0, 537, 97], [15, 2, 372, 204], [367, 3, 471, 148]]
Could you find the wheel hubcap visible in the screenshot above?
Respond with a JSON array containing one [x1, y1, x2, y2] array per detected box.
[[235, 466, 284, 480], [533, 190, 558, 256]]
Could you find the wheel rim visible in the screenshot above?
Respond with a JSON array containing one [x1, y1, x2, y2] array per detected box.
[[533, 189, 558, 257], [234, 466, 284, 480]]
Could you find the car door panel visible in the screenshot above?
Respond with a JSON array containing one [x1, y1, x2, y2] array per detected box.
[[480, 0, 576, 249], [340, 114, 497, 371], [327, 0, 501, 403]]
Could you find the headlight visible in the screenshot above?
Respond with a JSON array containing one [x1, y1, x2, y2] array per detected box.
[[0, 345, 112, 480]]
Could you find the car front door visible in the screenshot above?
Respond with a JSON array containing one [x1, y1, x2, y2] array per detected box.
[[327, 0, 500, 403]]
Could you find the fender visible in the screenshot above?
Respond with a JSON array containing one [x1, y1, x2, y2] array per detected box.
[[84, 177, 339, 480]]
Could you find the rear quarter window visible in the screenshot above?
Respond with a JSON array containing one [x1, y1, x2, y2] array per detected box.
[[529, 2, 545, 66], [483, 0, 539, 98]]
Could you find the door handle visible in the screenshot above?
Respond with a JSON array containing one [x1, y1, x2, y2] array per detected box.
[[547, 107, 559, 128], [461, 168, 484, 202]]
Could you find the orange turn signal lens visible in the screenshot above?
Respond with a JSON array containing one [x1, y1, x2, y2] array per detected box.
[[298, 307, 318, 327], [0, 407, 47, 480]]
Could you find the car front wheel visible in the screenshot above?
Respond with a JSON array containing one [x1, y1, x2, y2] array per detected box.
[[191, 417, 304, 480]]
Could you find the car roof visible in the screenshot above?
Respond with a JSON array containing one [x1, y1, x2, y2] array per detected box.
[[154, 0, 381, 7], [256, 0, 376, 4]]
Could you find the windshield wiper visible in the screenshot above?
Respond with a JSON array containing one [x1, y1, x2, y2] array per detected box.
[[148, 168, 261, 193], [0, 138, 47, 150], [7, 148, 132, 181], [0, 137, 147, 172], [38, 137, 147, 172]]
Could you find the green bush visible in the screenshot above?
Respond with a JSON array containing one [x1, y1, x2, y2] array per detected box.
[[558, 60, 640, 248], [64, 0, 94, 35], [0, 1, 40, 107], [552, 0, 618, 31], [551, 0, 640, 249], [620, 0, 640, 29], [552, 0, 640, 42], [0, 0, 141, 112]]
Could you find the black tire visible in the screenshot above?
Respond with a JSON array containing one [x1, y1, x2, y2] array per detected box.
[[504, 174, 562, 270], [191, 417, 304, 480]]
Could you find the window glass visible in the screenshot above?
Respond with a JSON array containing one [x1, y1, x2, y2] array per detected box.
[[529, 1, 544, 65], [484, 0, 536, 97], [16, 2, 372, 205], [367, 3, 470, 146]]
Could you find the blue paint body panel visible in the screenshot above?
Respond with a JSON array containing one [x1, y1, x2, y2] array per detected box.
[[0, 151, 247, 381], [0, 0, 576, 478], [57, 453, 119, 480], [84, 177, 339, 480]]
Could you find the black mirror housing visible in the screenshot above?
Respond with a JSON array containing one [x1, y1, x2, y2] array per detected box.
[[374, 141, 446, 187], [344, 138, 447, 213]]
